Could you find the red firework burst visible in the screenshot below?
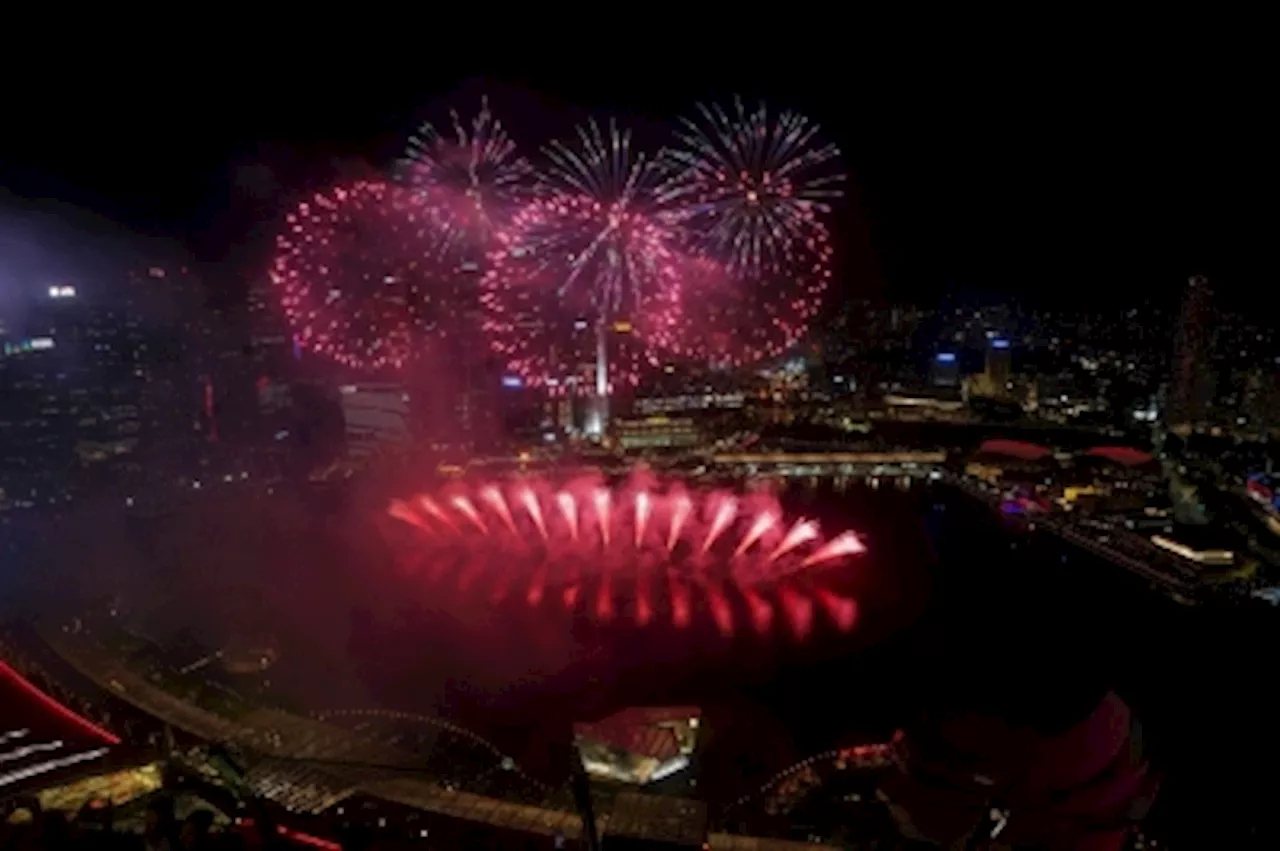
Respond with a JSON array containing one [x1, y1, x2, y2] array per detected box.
[[398, 97, 535, 263], [479, 193, 684, 389], [656, 98, 843, 367], [659, 239, 832, 369], [270, 180, 466, 371], [383, 474, 866, 639]]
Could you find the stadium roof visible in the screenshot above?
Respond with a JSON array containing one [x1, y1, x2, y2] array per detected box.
[[0, 657, 120, 795], [882, 691, 1156, 850], [1083, 446, 1156, 467], [976, 439, 1054, 462]]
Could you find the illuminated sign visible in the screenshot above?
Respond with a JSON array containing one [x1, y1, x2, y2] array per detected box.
[[991, 339, 1010, 349], [501, 376, 523, 389], [613, 321, 633, 333], [936, 352, 957, 363], [3, 337, 55, 356], [573, 319, 588, 331], [48, 286, 77, 298]]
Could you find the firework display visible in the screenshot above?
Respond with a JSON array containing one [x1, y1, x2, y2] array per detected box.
[[658, 243, 831, 369], [659, 97, 845, 278], [271, 97, 845, 378], [479, 120, 685, 388], [399, 97, 535, 261], [655, 98, 844, 366], [271, 181, 466, 371], [479, 194, 683, 388], [384, 474, 865, 639]]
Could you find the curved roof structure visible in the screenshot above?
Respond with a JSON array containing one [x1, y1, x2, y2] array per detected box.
[[977, 439, 1053, 462], [1083, 446, 1156, 467], [880, 691, 1157, 850]]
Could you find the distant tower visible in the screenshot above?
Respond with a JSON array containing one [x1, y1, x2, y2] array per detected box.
[[1168, 275, 1214, 429], [985, 339, 1012, 394]]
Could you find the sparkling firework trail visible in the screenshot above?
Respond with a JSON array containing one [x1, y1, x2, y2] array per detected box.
[[800, 531, 867, 568], [400, 97, 534, 259], [520, 488, 548, 541], [593, 488, 612, 547], [667, 494, 693, 552], [557, 492, 579, 541], [768, 519, 820, 563], [480, 486, 517, 534], [388, 499, 426, 531], [417, 496, 457, 532], [481, 119, 683, 388], [653, 98, 844, 368], [542, 118, 658, 208], [634, 492, 652, 549], [658, 97, 845, 280], [734, 512, 777, 558], [700, 496, 738, 556], [450, 495, 487, 534]]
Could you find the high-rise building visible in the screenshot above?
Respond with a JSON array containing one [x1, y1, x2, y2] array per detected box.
[[1, 282, 148, 498], [985, 338, 1012, 391], [930, 352, 960, 388], [340, 383, 410, 458], [247, 277, 294, 382], [1168, 275, 1214, 428], [0, 259, 231, 509], [1242, 368, 1280, 436], [123, 265, 206, 458]]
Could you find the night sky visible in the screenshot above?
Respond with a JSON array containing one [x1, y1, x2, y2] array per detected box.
[[0, 34, 1269, 310]]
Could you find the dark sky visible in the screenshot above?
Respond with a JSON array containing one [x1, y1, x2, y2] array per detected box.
[[0, 32, 1270, 309]]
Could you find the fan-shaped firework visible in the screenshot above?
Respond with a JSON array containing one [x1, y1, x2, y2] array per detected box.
[[383, 475, 865, 639], [399, 97, 534, 261], [480, 120, 682, 388], [270, 180, 462, 371]]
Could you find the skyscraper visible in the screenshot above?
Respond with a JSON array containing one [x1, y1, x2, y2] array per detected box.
[[340, 383, 410, 458], [1168, 275, 1214, 428], [930, 352, 960, 388], [985, 338, 1012, 392]]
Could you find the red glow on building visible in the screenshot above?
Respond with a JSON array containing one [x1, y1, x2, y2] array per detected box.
[[1083, 446, 1155, 467], [977, 439, 1053, 461]]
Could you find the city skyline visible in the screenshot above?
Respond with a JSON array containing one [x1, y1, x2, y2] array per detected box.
[[1, 35, 1277, 847]]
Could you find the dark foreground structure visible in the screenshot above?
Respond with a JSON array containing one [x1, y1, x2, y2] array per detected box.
[[881, 691, 1156, 848]]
